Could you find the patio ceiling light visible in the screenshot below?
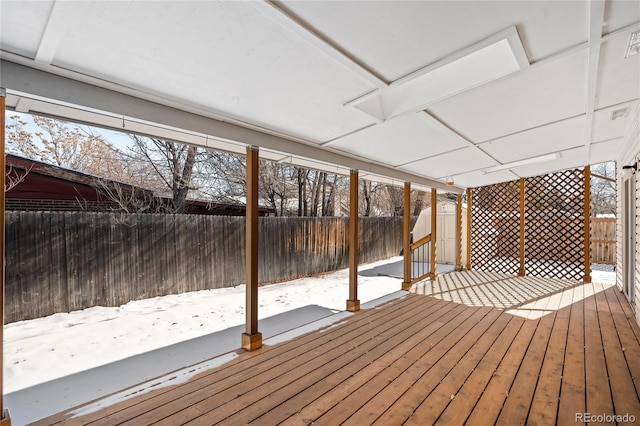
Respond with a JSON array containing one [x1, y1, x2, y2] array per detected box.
[[482, 153, 561, 174], [347, 26, 529, 121]]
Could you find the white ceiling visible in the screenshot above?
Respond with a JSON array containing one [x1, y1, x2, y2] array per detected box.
[[1, 0, 639, 190]]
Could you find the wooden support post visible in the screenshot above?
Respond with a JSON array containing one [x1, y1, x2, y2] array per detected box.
[[455, 194, 463, 271], [242, 146, 262, 351], [518, 178, 526, 276], [402, 182, 412, 290], [0, 89, 10, 425], [347, 170, 360, 311], [430, 188, 437, 280], [466, 188, 472, 271], [584, 165, 592, 283]]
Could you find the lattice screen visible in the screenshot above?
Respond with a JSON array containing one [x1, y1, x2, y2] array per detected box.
[[470, 181, 520, 275], [524, 169, 584, 280], [470, 168, 586, 281]]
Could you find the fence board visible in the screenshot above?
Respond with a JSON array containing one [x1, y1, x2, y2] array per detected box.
[[5, 212, 405, 322], [591, 218, 616, 264]]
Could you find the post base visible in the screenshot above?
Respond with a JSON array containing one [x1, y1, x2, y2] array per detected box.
[[402, 281, 413, 291], [346, 299, 360, 312], [1, 409, 11, 426], [241, 332, 262, 351]]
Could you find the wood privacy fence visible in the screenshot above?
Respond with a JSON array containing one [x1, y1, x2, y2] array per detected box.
[[5, 212, 405, 323], [591, 217, 616, 264]]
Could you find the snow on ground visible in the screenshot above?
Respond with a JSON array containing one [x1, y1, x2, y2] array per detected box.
[[4, 256, 406, 394]]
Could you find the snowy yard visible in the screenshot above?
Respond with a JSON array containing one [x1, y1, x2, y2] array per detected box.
[[4, 256, 406, 394]]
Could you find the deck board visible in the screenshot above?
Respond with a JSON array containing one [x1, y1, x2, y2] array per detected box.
[[31, 272, 640, 426]]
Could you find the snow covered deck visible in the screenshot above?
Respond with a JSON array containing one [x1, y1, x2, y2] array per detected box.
[[30, 271, 640, 425]]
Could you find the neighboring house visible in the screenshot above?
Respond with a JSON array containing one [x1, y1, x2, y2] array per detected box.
[[4, 154, 275, 216]]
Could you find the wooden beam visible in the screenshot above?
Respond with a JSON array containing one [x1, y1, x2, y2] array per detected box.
[[410, 234, 431, 251], [347, 170, 360, 312], [0, 89, 10, 425], [455, 194, 462, 271], [466, 188, 472, 271], [584, 165, 592, 283], [430, 188, 437, 279], [519, 178, 526, 276], [402, 182, 412, 290], [242, 146, 262, 351]]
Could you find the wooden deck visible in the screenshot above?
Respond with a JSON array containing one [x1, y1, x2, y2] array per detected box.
[[33, 272, 640, 425]]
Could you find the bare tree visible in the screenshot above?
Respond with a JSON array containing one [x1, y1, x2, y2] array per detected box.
[[126, 135, 200, 213], [5, 164, 31, 192], [591, 162, 616, 217]]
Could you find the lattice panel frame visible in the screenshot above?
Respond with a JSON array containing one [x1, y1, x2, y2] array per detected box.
[[524, 168, 585, 281], [470, 181, 520, 275]]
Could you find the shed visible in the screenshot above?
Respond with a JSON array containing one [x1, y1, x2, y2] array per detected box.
[[412, 200, 467, 265]]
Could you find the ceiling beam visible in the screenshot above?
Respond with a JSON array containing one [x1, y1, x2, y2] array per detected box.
[[34, 0, 75, 64], [584, 0, 606, 164], [0, 59, 462, 193]]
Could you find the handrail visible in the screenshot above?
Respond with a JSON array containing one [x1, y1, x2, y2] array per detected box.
[[410, 232, 432, 284], [410, 234, 431, 251]]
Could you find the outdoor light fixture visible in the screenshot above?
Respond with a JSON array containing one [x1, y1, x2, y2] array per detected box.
[[625, 30, 640, 58], [445, 177, 455, 186], [482, 153, 561, 174], [610, 107, 630, 121], [622, 162, 637, 179]]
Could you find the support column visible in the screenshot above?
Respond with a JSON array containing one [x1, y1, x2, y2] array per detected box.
[[1, 89, 10, 425], [402, 182, 412, 290], [466, 188, 472, 271], [430, 188, 437, 279], [347, 170, 360, 311], [242, 146, 262, 351], [455, 194, 463, 271], [584, 165, 592, 283], [518, 178, 526, 276]]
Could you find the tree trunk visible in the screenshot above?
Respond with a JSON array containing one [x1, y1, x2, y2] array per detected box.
[[173, 145, 197, 213]]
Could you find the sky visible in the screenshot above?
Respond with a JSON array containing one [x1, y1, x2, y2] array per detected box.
[[5, 110, 134, 152]]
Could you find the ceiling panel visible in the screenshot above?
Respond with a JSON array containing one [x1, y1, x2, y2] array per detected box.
[[0, 0, 53, 58], [428, 49, 588, 144], [595, 31, 640, 110], [603, 0, 640, 34], [279, 0, 587, 82], [513, 146, 587, 178], [400, 147, 497, 179], [589, 138, 622, 164], [48, 1, 376, 143], [328, 112, 470, 167], [592, 100, 640, 143], [479, 115, 585, 163]]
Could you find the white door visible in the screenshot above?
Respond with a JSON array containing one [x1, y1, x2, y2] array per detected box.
[[623, 175, 636, 302]]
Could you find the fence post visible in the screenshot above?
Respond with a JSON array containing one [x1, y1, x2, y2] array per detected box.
[[519, 178, 526, 276], [402, 182, 412, 290], [242, 146, 262, 351], [347, 170, 360, 312], [584, 165, 592, 283]]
